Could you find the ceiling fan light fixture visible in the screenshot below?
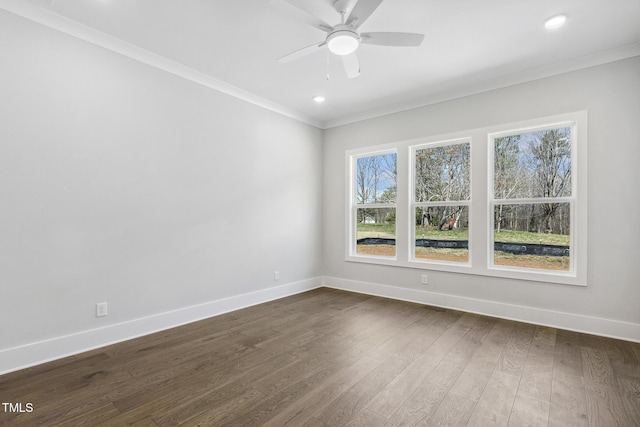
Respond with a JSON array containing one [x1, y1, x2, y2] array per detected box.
[[327, 30, 359, 55]]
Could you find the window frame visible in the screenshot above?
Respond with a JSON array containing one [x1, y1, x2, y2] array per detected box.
[[487, 116, 585, 284], [344, 111, 587, 286], [346, 146, 399, 262]]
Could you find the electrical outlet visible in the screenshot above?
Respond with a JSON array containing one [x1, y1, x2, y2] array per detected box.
[[421, 274, 428, 285], [96, 302, 108, 317], [274, 271, 280, 281]]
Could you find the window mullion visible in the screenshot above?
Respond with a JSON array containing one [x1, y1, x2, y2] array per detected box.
[[492, 197, 573, 205], [355, 203, 396, 209]]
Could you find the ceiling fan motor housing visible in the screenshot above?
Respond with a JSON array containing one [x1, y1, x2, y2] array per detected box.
[[333, 0, 354, 15]]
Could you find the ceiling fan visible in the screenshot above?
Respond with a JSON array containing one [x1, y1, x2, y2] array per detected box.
[[273, 0, 425, 78]]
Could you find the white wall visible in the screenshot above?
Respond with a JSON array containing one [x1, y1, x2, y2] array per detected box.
[[323, 56, 640, 340], [2, 7, 639, 375], [0, 11, 323, 372]]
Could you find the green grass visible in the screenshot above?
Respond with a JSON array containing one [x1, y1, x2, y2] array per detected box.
[[494, 229, 569, 246], [357, 223, 570, 246], [414, 227, 468, 240], [357, 223, 396, 234]]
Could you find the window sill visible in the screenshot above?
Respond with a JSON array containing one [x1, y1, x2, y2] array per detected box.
[[345, 255, 586, 286]]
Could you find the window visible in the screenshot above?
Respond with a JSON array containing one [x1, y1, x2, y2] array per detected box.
[[412, 140, 470, 264], [350, 150, 397, 258], [490, 124, 575, 274], [345, 112, 586, 285]]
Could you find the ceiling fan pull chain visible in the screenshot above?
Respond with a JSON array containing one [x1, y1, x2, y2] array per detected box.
[[326, 51, 331, 81]]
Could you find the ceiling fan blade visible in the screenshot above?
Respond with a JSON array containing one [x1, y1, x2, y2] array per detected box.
[[277, 41, 326, 63], [270, 0, 333, 32], [342, 52, 360, 79], [360, 32, 425, 47], [346, 0, 384, 29]]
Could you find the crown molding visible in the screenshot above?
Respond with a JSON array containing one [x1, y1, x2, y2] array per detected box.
[[2, 0, 638, 131], [321, 43, 640, 129], [0, 0, 324, 129]]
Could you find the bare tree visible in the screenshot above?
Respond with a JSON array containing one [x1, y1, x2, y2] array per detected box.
[[494, 135, 523, 233], [493, 128, 571, 235], [356, 153, 397, 223], [415, 143, 470, 227], [526, 129, 571, 232]]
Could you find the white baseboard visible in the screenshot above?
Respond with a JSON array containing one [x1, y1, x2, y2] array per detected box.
[[3, 275, 638, 376], [323, 276, 640, 344], [0, 278, 322, 376]]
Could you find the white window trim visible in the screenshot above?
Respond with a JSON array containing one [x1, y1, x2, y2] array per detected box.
[[344, 111, 587, 286]]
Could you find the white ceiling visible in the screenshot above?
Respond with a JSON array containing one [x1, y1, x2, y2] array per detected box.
[[2, 0, 640, 128]]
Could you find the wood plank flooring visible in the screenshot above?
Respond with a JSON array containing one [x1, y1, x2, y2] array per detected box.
[[1, 288, 639, 426]]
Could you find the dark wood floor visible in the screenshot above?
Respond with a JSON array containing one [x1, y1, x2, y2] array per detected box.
[[1, 288, 639, 426]]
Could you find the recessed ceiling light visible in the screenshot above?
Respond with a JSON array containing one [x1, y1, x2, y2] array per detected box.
[[313, 95, 326, 103], [544, 14, 567, 30]]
